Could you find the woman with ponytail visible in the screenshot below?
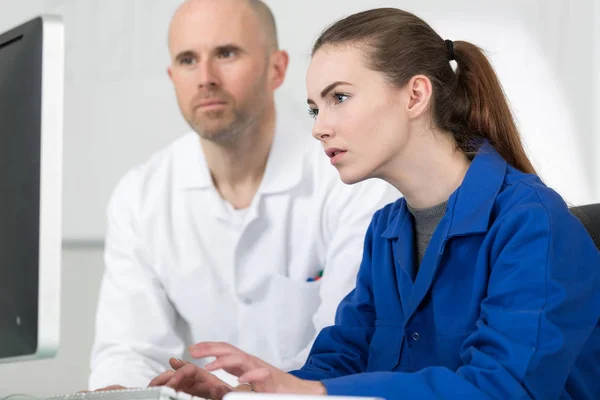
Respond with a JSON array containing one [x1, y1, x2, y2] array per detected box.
[[150, 8, 600, 399]]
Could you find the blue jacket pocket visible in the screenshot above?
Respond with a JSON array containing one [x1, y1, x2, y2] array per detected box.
[[367, 321, 405, 372]]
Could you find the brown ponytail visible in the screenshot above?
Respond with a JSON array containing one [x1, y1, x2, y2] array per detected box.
[[312, 8, 537, 175], [452, 41, 536, 173]]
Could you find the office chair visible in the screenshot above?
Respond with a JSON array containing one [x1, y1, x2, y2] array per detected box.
[[570, 203, 600, 250]]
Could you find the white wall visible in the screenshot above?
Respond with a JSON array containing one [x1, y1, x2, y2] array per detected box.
[[1, 0, 598, 241], [0, 0, 598, 396], [269, 0, 597, 207]]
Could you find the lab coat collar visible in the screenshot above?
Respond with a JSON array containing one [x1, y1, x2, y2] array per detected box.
[[257, 111, 307, 195], [173, 133, 213, 190], [381, 141, 507, 240], [174, 110, 307, 193]]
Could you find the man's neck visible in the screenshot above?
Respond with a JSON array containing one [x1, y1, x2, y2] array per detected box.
[[201, 108, 276, 210]]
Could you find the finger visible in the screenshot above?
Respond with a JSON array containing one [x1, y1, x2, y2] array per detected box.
[[95, 385, 127, 392], [189, 342, 239, 358], [181, 383, 212, 398], [148, 370, 175, 387], [177, 375, 200, 392], [184, 368, 227, 391], [205, 354, 249, 373], [216, 386, 231, 400], [192, 366, 228, 385], [179, 382, 231, 399], [238, 367, 271, 385], [148, 359, 186, 387], [234, 383, 253, 392], [206, 385, 232, 400], [166, 363, 200, 388], [169, 358, 188, 370]]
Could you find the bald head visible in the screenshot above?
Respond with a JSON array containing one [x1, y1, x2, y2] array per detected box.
[[247, 0, 279, 51], [169, 0, 278, 54]]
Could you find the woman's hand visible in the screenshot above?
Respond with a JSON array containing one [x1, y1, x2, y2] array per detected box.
[[191, 342, 326, 395], [148, 358, 232, 400]]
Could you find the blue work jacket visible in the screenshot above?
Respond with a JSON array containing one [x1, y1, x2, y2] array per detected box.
[[291, 143, 600, 399]]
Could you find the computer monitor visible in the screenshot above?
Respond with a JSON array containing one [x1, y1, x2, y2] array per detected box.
[[0, 15, 64, 362]]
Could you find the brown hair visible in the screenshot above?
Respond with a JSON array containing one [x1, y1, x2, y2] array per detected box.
[[312, 8, 537, 174]]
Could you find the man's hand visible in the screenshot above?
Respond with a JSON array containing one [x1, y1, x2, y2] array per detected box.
[[148, 358, 232, 400], [191, 342, 326, 395], [78, 385, 128, 393], [95, 385, 128, 391]]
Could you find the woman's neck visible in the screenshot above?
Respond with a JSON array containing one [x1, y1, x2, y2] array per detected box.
[[383, 131, 471, 209]]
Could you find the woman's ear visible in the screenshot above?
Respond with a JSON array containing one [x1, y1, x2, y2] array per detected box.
[[406, 74, 433, 120]]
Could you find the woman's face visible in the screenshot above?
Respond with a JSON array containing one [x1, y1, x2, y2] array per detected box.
[[306, 44, 414, 184]]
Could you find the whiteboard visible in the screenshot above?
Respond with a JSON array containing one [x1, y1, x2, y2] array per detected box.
[[0, 0, 597, 241]]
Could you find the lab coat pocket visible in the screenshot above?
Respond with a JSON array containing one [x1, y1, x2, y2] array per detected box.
[[268, 274, 322, 361], [367, 321, 405, 372]]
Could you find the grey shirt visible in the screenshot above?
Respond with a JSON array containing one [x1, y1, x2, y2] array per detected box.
[[407, 200, 448, 272]]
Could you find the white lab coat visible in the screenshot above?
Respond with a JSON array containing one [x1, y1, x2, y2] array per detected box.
[[89, 111, 399, 389]]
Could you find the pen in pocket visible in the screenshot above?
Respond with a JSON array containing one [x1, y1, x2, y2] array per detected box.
[[306, 269, 323, 282]]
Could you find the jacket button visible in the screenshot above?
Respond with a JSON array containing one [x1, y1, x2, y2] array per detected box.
[[412, 332, 420, 341]]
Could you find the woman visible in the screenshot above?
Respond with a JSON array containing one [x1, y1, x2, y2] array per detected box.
[[149, 8, 600, 399]]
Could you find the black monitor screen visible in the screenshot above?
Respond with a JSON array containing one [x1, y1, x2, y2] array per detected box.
[[0, 17, 43, 359]]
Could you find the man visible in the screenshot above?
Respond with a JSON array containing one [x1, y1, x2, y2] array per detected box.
[[89, 0, 398, 390]]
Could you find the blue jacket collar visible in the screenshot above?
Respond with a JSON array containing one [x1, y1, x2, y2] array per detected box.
[[382, 142, 507, 240]]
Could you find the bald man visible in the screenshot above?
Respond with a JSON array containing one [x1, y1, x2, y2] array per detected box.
[[88, 0, 397, 390]]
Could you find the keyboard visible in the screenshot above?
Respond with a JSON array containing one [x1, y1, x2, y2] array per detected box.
[[45, 386, 207, 400], [42, 387, 385, 400]]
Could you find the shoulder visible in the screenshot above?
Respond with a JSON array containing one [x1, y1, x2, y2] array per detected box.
[[107, 133, 197, 214], [495, 166, 574, 229], [490, 166, 597, 263]]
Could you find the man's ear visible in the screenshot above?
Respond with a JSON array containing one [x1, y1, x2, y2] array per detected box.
[[269, 50, 289, 90]]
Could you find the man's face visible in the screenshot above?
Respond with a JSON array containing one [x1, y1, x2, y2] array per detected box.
[[167, 0, 274, 144]]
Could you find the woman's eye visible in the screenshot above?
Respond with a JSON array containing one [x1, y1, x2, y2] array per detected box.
[[308, 108, 319, 119], [333, 92, 349, 103]]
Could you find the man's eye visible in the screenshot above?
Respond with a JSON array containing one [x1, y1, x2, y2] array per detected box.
[[219, 49, 236, 58], [180, 57, 196, 65]]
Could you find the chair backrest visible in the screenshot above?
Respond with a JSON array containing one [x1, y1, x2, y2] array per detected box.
[[570, 203, 600, 250]]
